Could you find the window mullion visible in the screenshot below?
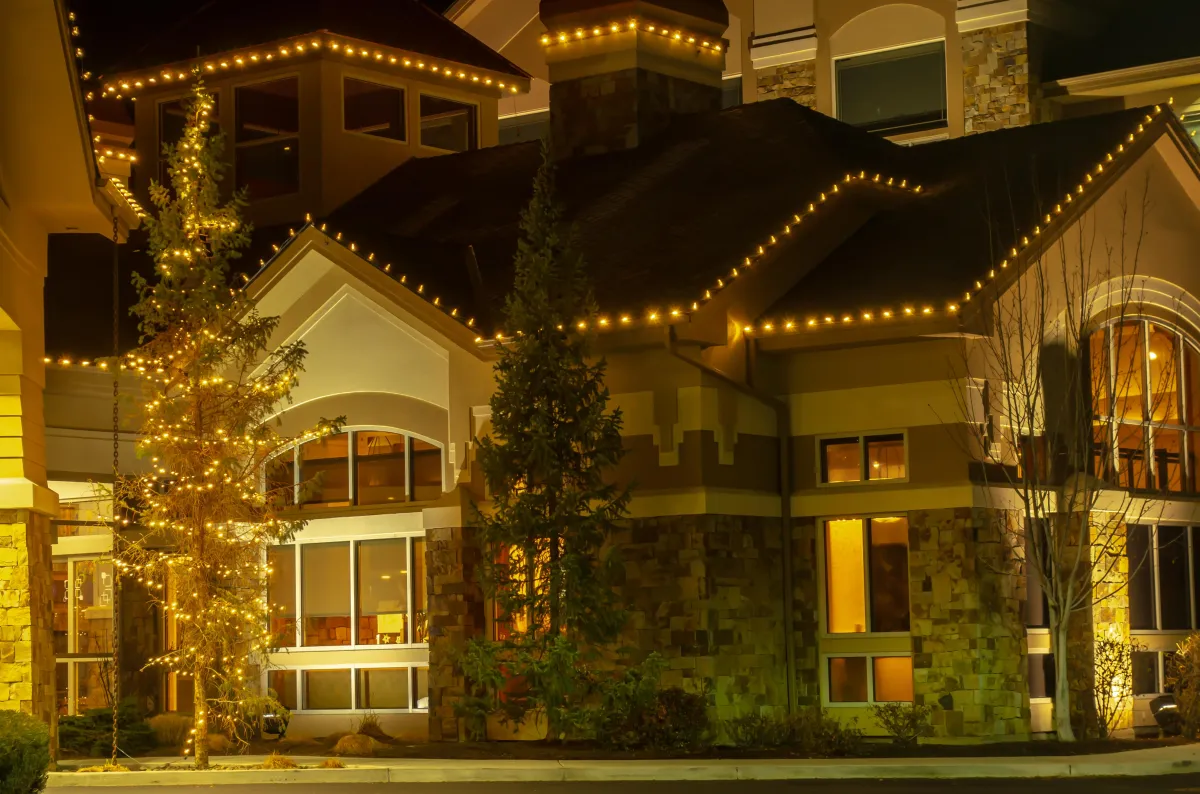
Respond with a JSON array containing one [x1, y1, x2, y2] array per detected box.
[[866, 655, 875, 704], [1144, 322, 1157, 488], [350, 540, 359, 647], [407, 538, 415, 645], [1154, 526, 1163, 630], [348, 430, 358, 506], [863, 519, 872, 633], [293, 543, 302, 648], [405, 435, 413, 501]]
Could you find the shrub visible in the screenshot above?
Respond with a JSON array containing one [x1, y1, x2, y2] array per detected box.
[[590, 655, 711, 750], [332, 733, 376, 757], [1170, 633, 1200, 738], [58, 699, 155, 757], [318, 758, 345, 769], [354, 711, 390, 742], [870, 702, 932, 747], [727, 707, 863, 756], [0, 710, 49, 794], [206, 733, 231, 754], [1092, 635, 1142, 739], [147, 713, 191, 750], [260, 752, 297, 770]]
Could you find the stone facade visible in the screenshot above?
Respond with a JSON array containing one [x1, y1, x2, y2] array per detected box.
[[0, 511, 55, 720], [426, 526, 485, 742], [791, 518, 821, 705], [908, 508, 1030, 739], [962, 23, 1038, 135], [755, 61, 817, 108]]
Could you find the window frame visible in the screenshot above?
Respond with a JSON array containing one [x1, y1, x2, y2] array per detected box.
[[53, 554, 117, 716], [1027, 649, 1054, 704], [819, 514, 911, 638], [821, 652, 915, 707], [417, 91, 480, 153], [232, 73, 302, 200], [1128, 524, 1200, 634], [832, 38, 949, 136], [816, 430, 910, 487], [272, 661, 429, 715], [1132, 649, 1168, 699], [341, 72, 408, 144]]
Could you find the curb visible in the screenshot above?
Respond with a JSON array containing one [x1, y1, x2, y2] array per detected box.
[[45, 753, 1199, 787]]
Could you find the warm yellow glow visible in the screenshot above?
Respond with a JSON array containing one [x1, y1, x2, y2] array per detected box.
[[873, 657, 914, 702], [826, 519, 866, 634]]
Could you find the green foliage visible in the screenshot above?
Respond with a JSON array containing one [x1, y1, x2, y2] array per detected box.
[[590, 656, 710, 750], [147, 713, 191, 749], [59, 699, 155, 758], [1092, 634, 1143, 739], [869, 702, 933, 747], [1170, 632, 1200, 737], [0, 710, 49, 794], [727, 707, 863, 756]]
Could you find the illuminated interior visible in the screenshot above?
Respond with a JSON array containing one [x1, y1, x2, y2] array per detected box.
[[826, 519, 867, 633]]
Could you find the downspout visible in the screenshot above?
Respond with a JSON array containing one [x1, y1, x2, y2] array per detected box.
[[664, 326, 798, 713]]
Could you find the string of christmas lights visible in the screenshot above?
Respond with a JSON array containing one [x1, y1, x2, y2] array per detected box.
[[540, 17, 725, 54]]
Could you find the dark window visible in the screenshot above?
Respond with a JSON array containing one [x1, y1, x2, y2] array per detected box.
[[411, 438, 443, 501], [304, 669, 351, 710], [821, 438, 861, 483], [868, 517, 910, 632], [1159, 525, 1191, 629], [835, 41, 947, 134], [1192, 527, 1200, 628], [419, 95, 477, 152], [1128, 525, 1156, 630], [269, 669, 297, 710], [267, 545, 297, 648], [356, 431, 407, 505], [1025, 520, 1049, 628], [828, 657, 868, 703], [721, 76, 741, 109], [1028, 653, 1056, 700], [300, 433, 351, 507], [1132, 651, 1159, 696], [266, 453, 295, 507], [1165, 651, 1182, 693], [235, 77, 300, 198], [358, 668, 411, 709], [344, 77, 406, 140]]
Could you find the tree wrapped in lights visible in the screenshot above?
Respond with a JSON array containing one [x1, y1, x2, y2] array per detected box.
[[117, 79, 332, 767]]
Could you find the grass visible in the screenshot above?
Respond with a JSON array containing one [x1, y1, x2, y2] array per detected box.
[[76, 763, 131, 772], [261, 752, 298, 770], [318, 758, 346, 769]]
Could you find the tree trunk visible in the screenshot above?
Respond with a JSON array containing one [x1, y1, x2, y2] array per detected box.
[[193, 665, 209, 768], [1050, 614, 1077, 741]]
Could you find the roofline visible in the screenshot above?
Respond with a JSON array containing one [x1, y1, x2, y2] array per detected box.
[[1044, 55, 1200, 99], [444, 0, 482, 23]]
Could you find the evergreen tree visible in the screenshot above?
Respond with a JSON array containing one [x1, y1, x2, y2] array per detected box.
[[468, 145, 630, 736], [117, 80, 331, 767]]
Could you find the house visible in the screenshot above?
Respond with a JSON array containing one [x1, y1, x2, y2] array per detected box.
[[37, 0, 1200, 743]]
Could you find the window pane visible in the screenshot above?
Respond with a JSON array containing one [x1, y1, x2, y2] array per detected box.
[[1128, 525, 1156, 630], [821, 438, 861, 483], [74, 559, 114, 654], [356, 431, 406, 505], [1117, 424, 1148, 490], [415, 667, 429, 709], [236, 138, 300, 199], [236, 78, 298, 143], [1159, 526, 1191, 630], [304, 669, 351, 710], [828, 657, 868, 702], [1132, 651, 1159, 696], [268, 545, 297, 648], [1192, 431, 1200, 493], [868, 517, 910, 632], [302, 543, 351, 646], [835, 41, 946, 134], [411, 439, 443, 501], [53, 561, 68, 655], [1028, 654, 1055, 699], [1090, 328, 1111, 417], [1113, 321, 1146, 422], [1153, 428, 1184, 492], [420, 95, 477, 152], [1092, 422, 1113, 482], [56, 663, 68, 717], [826, 519, 866, 633], [301, 433, 350, 507], [866, 435, 905, 480], [1025, 519, 1049, 628], [269, 669, 297, 711], [872, 657, 913, 702], [358, 668, 411, 709], [1187, 344, 1200, 426], [358, 538, 408, 645], [344, 78, 405, 140], [414, 538, 428, 643], [1148, 324, 1180, 422], [76, 661, 113, 712], [266, 453, 295, 508]]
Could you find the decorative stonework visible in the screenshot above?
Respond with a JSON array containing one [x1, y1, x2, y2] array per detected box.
[[791, 517, 820, 705], [962, 23, 1038, 134], [909, 508, 1030, 739], [426, 526, 485, 742], [755, 62, 816, 108], [0, 511, 54, 720]]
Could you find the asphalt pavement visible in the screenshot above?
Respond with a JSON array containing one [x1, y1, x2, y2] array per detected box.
[[44, 777, 1200, 793]]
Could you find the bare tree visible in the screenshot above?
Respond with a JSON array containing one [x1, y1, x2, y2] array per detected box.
[[957, 179, 1170, 741]]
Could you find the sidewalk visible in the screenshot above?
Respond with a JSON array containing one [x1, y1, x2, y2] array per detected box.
[[46, 743, 1200, 786]]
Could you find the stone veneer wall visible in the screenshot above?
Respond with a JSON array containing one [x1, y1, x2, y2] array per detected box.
[[791, 517, 820, 705], [0, 511, 54, 719], [961, 23, 1038, 134], [426, 526, 485, 742], [755, 62, 817, 108], [909, 508, 1030, 739], [613, 515, 789, 721]]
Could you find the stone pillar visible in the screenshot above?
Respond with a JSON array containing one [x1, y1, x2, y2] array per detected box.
[[426, 526, 485, 742], [909, 507, 1030, 739], [961, 22, 1039, 134], [755, 63, 817, 108], [791, 517, 820, 705], [0, 510, 54, 721]]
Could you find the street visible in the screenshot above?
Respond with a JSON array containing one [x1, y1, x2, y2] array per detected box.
[[45, 777, 1200, 793]]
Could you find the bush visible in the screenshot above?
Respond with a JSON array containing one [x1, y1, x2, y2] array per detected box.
[[58, 699, 155, 757], [260, 752, 297, 769], [318, 758, 345, 769], [332, 733, 376, 757], [1170, 633, 1200, 738], [590, 655, 711, 750], [870, 702, 932, 747], [0, 710, 49, 794], [147, 713, 191, 750], [727, 707, 863, 756], [354, 711, 390, 742]]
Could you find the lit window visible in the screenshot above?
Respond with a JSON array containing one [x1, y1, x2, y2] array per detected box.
[[302, 542, 351, 646], [828, 656, 913, 703], [825, 517, 910, 634], [867, 435, 905, 480], [344, 77, 406, 141], [357, 538, 408, 645], [872, 657, 914, 702], [235, 77, 300, 199], [300, 433, 351, 507], [304, 669, 351, 710], [820, 434, 906, 484], [268, 545, 297, 648], [1128, 525, 1200, 631], [829, 656, 867, 702], [821, 438, 861, 483], [420, 94, 477, 152], [356, 432, 407, 505], [834, 41, 947, 135]]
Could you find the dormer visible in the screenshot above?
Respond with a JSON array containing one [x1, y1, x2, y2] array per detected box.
[[96, 0, 530, 227]]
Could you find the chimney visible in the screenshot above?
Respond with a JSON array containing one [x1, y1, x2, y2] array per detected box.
[[539, 0, 728, 159]]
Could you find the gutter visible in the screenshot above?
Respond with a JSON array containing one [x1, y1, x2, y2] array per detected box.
[[664, 326, 798, 713]]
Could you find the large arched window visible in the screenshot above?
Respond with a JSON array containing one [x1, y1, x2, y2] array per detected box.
[[1089, 319, 1200, 492], [266, 428, 443, 508]]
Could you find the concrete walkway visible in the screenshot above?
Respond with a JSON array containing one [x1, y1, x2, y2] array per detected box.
[[46, 743, 1200, 787]]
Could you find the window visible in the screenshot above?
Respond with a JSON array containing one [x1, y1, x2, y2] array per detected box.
[[1128, 525, 1200, 631], [305, 669, 351, 710], [344, 77, 406, 140], [235, 77, 300, 199], [270, 670, 298, 711], [819, 433, 907, 484], [1028, 653, 1056, 700], [1133, 650, 1160, 696], [54, 492, 113, 538], [272, 429, 443, 508], [302, 542, 351, 646], [358, 538, 408, 645], [268, 545, 297, 648], [1088, 320, 1200, 492], [159, 94, 220, 185], [275, 665, 429, 712], [828, 656, 913, 703], [52, 556, 116, 715], [419, 94, 477, 152], [1025, 519, 1049, 629], [825, 517, 910, 634], [834, 41, 947, 135], [358, 668, 409, 709]]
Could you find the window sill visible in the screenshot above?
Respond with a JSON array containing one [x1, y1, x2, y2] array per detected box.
[[816, 478, 910, 489], [344, 129, 409, 146], [271, 643, 429, 653], [278, 500, 441, 519]]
